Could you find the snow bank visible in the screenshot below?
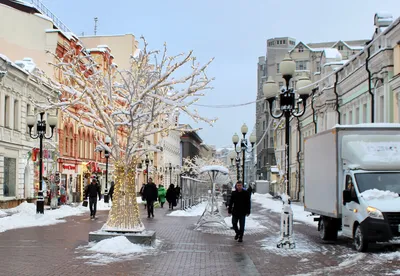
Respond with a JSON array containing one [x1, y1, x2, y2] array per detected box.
[[361, 189, 399, 200], [88, 236, 149, 254], [252, 193, 317, 226], [0, 209, 7, 217], [0, 202, 85, 233], [167, 202, 206, 217]]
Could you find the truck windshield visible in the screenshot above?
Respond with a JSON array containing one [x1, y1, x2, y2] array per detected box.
[[355, 172, 400, 194]]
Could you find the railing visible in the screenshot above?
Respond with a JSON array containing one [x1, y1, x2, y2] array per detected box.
[[30, 0, 72, 33], [180, 177, 208, 210]]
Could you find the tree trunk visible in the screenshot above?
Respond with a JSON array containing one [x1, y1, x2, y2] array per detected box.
[[102, 159, 144, 232]]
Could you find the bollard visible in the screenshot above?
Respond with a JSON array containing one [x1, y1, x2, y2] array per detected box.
[[277, 194, 296, 249]]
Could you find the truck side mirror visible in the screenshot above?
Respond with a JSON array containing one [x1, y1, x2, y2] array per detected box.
[[343, 190, 352, 204]]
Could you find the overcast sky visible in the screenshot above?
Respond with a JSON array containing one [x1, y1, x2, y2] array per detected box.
[[41, 0, 400, 148]]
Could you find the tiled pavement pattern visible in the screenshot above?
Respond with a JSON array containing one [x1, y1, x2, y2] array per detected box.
[[0, 199, 398, 276]]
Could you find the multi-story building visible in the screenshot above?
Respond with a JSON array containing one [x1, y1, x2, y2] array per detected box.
[[263, 13, 400, 201], [0, 55, 57, 207]]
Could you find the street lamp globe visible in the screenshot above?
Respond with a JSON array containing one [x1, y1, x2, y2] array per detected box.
[[105, 136, 111, 144], [241, 123, 248, 136], [232, 133, 239, 145], [27, 115, 35, 129], [279, 54, 296, 78], [249, 133, 256, 145], [263, 76, 279, 100], [47, 115, 57, 128], [296, 76, 313, 96]]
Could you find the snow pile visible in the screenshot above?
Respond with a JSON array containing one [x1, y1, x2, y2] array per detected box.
[[0, 202, 85, 233], [88, 236, 148, 254], [252, 193, 317, 226], [223, 215, 266, 229], [361, 189, 399, 200], [167, 202, 207, 217], [0, 209, 7, 217], [97, 199, 112, 211]]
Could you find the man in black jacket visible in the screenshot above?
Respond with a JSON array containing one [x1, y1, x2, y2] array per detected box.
[[228, 181, 251, 242], [85, 178, 101, 219], [143, 178, 158, 218]]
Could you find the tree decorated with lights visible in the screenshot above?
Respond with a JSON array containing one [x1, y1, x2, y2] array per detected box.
[[43, 38, 215, 231]]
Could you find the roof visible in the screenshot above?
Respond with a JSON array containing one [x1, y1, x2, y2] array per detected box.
[[322, 48, 342, 60]]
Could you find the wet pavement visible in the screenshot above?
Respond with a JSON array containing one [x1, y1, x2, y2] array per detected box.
[[0, 198, 398, 276]]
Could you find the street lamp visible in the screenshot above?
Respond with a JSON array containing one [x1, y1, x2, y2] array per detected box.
[[27, 112, 57, 214], [232, 124, 256, 184], [229, 151, 240, 181], [263, 54, 312, 197], [97, 136, 111, 203], [142, 154, 152, 184], [168, 163, 173, 184]]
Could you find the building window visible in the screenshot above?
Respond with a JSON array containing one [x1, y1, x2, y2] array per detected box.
[[316, 61, 321, 72], [338, 45, 344, 51], [380, 95, 384, 122], [349, 111, 353, 124], [277, 63, 280, 74], [363, 103, 367, 123], [64, 126, 69, 156], [282, 40, 286, 44], [69, 127, 74, 157], [355, 107, 360, 124], [298, 46, 304, 52], [343, 113, 347, 124], [296, 60, 307, 70], [3, 157, 17, 197], [26, 104, 31, 133], [4, 95, 10, 128], [14, 100, 19, 131]]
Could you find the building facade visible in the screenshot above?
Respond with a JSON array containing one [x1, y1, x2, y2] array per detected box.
[[0, 54, 57, 208], [264, 13, 400, 201]]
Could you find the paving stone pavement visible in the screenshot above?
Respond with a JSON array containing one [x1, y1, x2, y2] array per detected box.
[[0, 199, 398, 276]]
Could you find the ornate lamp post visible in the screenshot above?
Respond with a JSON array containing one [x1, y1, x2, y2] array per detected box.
[[263, 54, 312, 197], [27, 112, 58, 214], [229, 151, 240, 181], [168, 163, 173, 184], [143, 154, 151, 184], [232, 124, 256, 184], [97, 136, 111, 203]]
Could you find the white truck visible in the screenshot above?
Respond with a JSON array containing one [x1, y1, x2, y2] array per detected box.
[[304, 124, 400, 252]]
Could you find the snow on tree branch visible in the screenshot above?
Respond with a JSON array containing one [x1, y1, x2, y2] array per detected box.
[[40, 37, 215, 163]]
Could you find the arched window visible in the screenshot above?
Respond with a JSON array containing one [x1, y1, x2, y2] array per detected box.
[[85, 131, 89, 159]]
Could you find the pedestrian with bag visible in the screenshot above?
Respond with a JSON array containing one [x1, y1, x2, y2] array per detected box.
[[84, 178, 101, 220], [143, 178, 158, 218], [158, 184, 166, 208], [166, 184, 177, 210], [228, 181, 251, 242]]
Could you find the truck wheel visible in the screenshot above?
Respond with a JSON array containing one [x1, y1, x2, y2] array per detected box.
[[319, 217, 338, 241], [354, 225, 368, 252]]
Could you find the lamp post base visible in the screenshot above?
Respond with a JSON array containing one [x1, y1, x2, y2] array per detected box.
[[36, 199, 44, 214]]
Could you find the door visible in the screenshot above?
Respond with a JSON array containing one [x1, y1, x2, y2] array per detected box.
[[342, 174, 358, 237]]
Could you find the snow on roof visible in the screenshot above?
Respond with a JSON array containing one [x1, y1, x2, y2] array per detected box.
[[323, 60, 349, 67], [97, 45, 110, 49], [14, 58, 36, 73], [0, 53, 12, 64], [270, 166, 279, 173], [87, 48, 107, 53], [11, 0, 35, 8], [323, 48, 342, 60], [200, 165, 229, 174]]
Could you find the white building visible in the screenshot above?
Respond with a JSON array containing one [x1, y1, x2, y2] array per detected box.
[[266, 13, 400, 202], [0, 55, 57, 208]]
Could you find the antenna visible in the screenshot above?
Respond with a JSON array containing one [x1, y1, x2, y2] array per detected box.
[[94, 17, 98, 35]]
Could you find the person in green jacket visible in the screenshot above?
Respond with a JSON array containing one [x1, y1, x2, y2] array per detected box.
[[158, 184, 167, 208]]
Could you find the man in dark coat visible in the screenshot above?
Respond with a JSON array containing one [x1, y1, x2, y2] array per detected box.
[[228, 181, 251, 242], [85, 178, 101, 219], [143, 178, 158, 218]]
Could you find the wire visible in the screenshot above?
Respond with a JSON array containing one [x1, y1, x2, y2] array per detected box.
[[193, 99, 263, 108]]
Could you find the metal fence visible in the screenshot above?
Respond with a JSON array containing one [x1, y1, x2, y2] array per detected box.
[[180, 177, 209, 210]]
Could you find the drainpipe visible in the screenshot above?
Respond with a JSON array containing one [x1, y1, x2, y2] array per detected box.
[[333, 71, 341, 124], [366, 46, 374, 122], [311, 88, 317, 133], [296, 117, 301, 201]]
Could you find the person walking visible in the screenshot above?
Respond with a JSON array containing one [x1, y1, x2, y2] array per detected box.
[[158, 184, 167, 208], [228, 181, 251, 242], [108, 181, 115, 201], [84, 178, 101, 220], [139, 183, 147, 210], [175, 185, 181, 204], [143, 178, 158, 218], [166, 184, 177, 210]]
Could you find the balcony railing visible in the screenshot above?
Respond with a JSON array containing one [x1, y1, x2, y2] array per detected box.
[[30, 0, 72, 33]]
